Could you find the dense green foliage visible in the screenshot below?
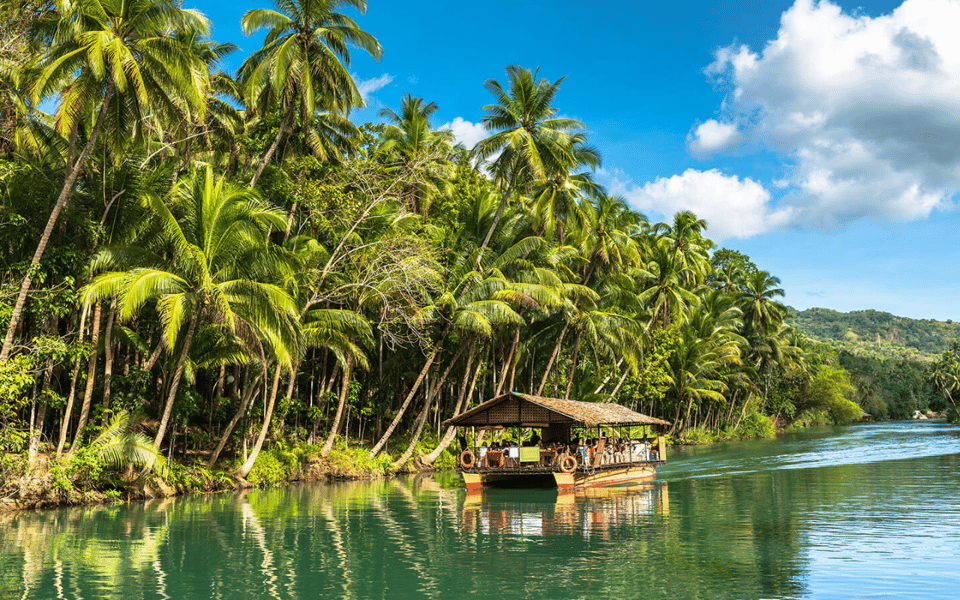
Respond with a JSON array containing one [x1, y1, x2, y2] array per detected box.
[[788, 307, 960, 422], [789, 307, 960, 360], [0, 0, 896, 501]]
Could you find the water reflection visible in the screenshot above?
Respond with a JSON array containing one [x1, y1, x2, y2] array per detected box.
[[2, 421, 959, 599], [462, 484, 667, 541], [0, 499, 173, 600]]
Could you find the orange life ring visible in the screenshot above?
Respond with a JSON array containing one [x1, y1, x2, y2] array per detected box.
[[460, 450, 476, 469], [559, 455, 577, 474]]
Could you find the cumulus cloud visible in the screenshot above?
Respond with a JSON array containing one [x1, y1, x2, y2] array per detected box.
[[607, 168, 795, 240], [356, 73, 394, 105], [701, 0, 960, 230], [438, 117, 488, 150], [688, 119, 742, 156]]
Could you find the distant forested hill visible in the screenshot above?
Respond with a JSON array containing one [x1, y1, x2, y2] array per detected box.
[[788, 308, 960, 361]]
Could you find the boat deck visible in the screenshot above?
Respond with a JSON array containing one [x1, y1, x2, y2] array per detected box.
[[460, 445, 664, 475], [464, 459, 665, 475]]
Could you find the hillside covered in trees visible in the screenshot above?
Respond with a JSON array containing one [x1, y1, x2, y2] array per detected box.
[[789, 307, 960, 361], [1, 0, 955, 506], [787, 308, 960, 420]]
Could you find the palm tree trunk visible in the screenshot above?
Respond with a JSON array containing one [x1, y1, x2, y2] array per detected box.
[[68, 303, 103, 455], [237, 363, 284, 477], [537, 320, 570, 396], [564, 330, 582, 400], [207, 370, 260, 468], [394, 384, 433, 468], [310, 361, 340, 443], [1, 81, 114, 362], [724, 390, 739, 425], [478, 178, 516, 254], [682, 395, 696, 434], [369, 322, 451, 457], [249, 106, 293, 187], [154, 309, 200, 448], [507, 325, 521, 392], [100, 302, 116, 422], [321, 355, 354, 457], [423, 342, 479, 465], [608, 364, 632, 401], [393, 340, 469, 466], [275, 361, 299, 438], [732, 393, 754, 432], [143, 340, 165, 372], [57, 305, 89, 455]]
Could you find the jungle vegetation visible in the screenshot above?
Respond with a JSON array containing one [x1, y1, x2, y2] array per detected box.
[[1, 0, 926, 499]]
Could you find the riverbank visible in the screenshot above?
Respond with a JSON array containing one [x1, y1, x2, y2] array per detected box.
[[2, 411, 907, 513], [0, 441, 434, 513]]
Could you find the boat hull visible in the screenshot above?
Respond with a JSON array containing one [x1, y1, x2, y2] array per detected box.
[[462, 463, 657, 492]]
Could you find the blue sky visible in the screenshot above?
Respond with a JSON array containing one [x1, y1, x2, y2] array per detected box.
[[190, 0, 959, 321]]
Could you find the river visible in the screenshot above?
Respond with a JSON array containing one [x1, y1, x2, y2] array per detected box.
[[2, 420, 959, 599]]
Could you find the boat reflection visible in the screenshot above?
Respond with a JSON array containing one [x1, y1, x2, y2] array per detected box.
[[461, 482, 668, 540]]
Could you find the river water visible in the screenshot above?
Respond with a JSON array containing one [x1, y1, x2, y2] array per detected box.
[[2, 420, 959, 599]]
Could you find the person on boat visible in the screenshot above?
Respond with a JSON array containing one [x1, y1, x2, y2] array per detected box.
[[528, 430, 541, 447], [603, 439, 615, 465], [613, 439, 625, 463], [633, 438, 647, 461], [630, 439, 642, 461], [479, 442, 488, 466]]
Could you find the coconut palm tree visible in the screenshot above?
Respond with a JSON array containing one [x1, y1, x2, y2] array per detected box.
[[377, 94, 455, 216], [1, 0, 211, 361], [472, 65, 586, 250], [739, 270, 786, 337], [636, 238, 699, 330], [239, 0, 382, 187], [664, 211, 714, 286], [81, 167, 299, 449], [929, 345, 960, 419]]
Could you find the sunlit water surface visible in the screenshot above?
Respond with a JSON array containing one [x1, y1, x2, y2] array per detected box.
[[3, 420, 959, 599]]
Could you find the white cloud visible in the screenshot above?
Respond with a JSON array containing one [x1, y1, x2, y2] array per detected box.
[[607, 168, 795, 240], [439, 117, 488, 150], [688, 119, 742, 156], [701, 0, 960, 230], [356, 73, 394, 105]]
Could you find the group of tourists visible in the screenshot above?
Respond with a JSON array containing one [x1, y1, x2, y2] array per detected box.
[[461, 432, 660, 470], [572, 437, 659, 466]]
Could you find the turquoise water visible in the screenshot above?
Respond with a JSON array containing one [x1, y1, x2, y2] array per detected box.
[[2, 420, 959, 599]]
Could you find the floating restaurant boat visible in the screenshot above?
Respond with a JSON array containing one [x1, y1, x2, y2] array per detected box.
[[442, 392, 671, 492]]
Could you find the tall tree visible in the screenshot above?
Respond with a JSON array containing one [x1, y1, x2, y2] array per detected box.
[[472, 65, 585, 251], [239, 0, 382, 187], [81, 167, 299, 449], [377, 94, 454, 216], [2, 0, 210, 361]]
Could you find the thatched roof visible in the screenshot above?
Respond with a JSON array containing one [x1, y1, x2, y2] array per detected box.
[[441, 392, 671, 429]]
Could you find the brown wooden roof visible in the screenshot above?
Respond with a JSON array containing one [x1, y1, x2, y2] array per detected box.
[[441, 392, 671, 429]]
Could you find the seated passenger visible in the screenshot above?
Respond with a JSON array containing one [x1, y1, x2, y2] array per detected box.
[[613, 439, 624, 463]]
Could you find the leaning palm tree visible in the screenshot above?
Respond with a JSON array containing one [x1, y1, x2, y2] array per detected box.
[[302, 308, 374, 456], [87, 410, 168, 478], [1, 0, 210, 361], [239, 0, 383, 187], [82, 167, 299, 450]]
